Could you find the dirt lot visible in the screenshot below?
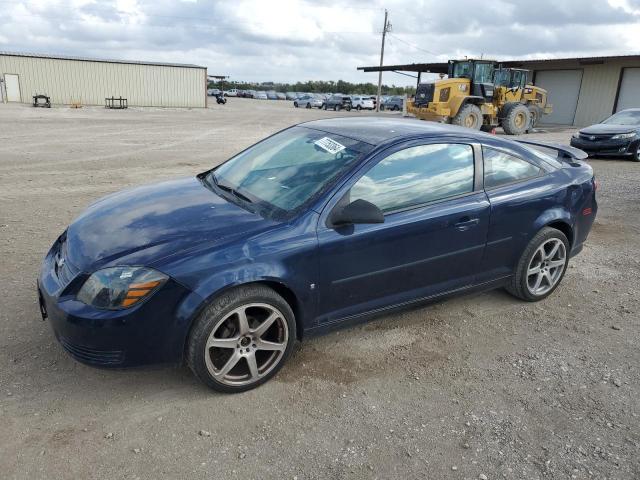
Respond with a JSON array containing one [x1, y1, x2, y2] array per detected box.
[[0, 99, 638, 480]]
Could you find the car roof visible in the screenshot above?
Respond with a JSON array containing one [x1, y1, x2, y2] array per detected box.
[[299, 117, 490, 145]]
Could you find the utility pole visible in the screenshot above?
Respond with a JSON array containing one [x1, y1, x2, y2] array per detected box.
[[376, 9, 390, 113]]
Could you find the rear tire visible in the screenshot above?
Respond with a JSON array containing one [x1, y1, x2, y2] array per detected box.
[[527, 104, 543, 130], [451, 104, 483, 130], [293, 101, 298, 108], [306, 103, 311, 109], [356, 105, 361, 111], [502, 104, 531, 135], [187, 285, 296, 393], [506, 227, 570, 302], [632, 144, 640, 162]]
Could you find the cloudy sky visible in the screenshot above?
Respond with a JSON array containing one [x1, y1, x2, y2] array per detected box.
[[1, 0, 639, 86]]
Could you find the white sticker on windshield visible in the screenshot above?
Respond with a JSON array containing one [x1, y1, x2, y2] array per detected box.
[[314, 137, 346, 155]]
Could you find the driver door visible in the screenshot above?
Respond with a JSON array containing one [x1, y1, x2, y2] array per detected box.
[[315, 141, 490, 324]]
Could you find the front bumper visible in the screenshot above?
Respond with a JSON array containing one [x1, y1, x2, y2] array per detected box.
[[570, 136, 638, 157], [38, 240, 194, 368]]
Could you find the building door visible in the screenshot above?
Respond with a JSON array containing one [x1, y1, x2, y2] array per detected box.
[[4, 74, 21, 102], [616, 68, 640, 112], [534, 69, 583, 125]]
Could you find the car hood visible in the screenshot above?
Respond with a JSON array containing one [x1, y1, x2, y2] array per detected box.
[[580, 124, 639, 135], [65, 177, 275, 272]]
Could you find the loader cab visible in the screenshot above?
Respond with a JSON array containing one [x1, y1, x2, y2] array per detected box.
[[448, 60, 496, 101], [494, 68, 528, 90]]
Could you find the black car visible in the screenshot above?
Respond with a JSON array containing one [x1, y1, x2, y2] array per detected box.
[[323, 94, 352, 111], [570, 108, 640, 162]]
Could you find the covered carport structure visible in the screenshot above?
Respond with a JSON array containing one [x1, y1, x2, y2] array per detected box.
[[358, 55, 640, 126]]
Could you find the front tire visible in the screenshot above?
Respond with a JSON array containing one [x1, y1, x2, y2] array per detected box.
[[506, 227, 569, 302], [187, 285, 296, 393], [451, 104, 483, 130], [502, 104, 531, 135], [632, 143, 640, 162], [293, 101, 298, 108]]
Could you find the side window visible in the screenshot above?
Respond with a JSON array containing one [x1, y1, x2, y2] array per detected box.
[[482, 146, 542, 189], [350, 144, 475, 213]]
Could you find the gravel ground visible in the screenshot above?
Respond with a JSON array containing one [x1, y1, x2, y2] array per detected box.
[[0, 99, 638, 480]]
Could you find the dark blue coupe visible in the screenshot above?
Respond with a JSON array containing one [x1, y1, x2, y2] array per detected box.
[[38, 118, 597, 392]]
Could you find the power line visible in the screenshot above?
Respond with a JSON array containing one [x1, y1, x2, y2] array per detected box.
[[387, 33, 438, 56]]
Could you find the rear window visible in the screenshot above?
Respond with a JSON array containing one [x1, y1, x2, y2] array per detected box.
[[483, 147, 543, 189]]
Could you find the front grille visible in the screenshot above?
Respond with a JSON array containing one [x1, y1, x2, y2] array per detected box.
[[54, 238, 80, 287], [59, 337, 125, 366], [579, 133, 613, 141], [415, 83, 435, 107]]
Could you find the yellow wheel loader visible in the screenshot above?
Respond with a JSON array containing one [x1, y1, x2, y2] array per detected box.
[[407, 59, 552, 134]]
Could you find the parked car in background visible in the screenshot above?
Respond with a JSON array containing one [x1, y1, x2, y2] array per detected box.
[[207, 88, 221, 96], [285, 92, 297, 100], [225, 89, 238, 97], [381, 96, 404, 111], [276, 92, 286, 100], [323, 94, 352, 111], [351, 96, 375, 111], [570, 108, 640, 161], [254, 91, 268, 100], [38, 118, 597, 393], [294, 94, 323, 109]]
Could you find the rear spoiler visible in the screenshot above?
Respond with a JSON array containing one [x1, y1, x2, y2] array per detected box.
[[515, 139, 588, 161]]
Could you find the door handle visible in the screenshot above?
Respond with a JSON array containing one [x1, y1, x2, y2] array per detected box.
[[454, 217, 480, 231]]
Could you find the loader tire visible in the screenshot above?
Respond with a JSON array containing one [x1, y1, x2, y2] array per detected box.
[[452, 104, 482, 130], [527, 104, 543, 130], [502, 104, 530, 135]]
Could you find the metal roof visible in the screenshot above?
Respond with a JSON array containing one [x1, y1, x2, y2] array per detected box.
[[357, 54, 640, 74], [0, 51, 206, 69]]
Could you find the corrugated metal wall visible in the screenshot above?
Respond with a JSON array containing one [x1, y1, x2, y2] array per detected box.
[[524, 58, 640, 126], [0, 54, 206, 108]]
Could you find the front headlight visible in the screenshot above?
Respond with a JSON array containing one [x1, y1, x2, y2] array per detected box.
[[77, 267, 168, 310], [572, 132, 580, 139], [612, 132, 636, 140]]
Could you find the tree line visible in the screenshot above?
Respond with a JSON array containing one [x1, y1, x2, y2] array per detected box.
[[208, 79, 414, 96]]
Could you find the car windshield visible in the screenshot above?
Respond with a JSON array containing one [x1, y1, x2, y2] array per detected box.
[[603, 110, 640, 125], [209, 127, 371, 216]]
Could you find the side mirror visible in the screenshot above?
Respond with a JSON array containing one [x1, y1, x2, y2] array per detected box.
[[329, 199, 384, 227]]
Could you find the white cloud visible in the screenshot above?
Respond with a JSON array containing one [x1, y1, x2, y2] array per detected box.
[[0, 0, 638, 86]]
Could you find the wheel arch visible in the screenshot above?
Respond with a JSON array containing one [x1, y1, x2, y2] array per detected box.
[[545, 220, 574, 247], [180, 277, 306, 361], [532, 207, 574, 248]]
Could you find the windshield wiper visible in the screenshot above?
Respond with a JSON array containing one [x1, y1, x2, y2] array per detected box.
[[210, 173, 253, 204]]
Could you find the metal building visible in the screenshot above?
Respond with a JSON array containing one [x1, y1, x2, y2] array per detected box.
[[0, 52, 207, 108], [358, 55, 640, 126]]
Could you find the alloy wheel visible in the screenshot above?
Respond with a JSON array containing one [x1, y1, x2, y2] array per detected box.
[[204, 303, 289, 387], [526, 238, 566, 296]]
